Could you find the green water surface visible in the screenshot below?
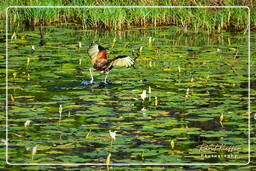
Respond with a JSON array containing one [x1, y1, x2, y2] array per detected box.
[[5, 24, 249, 165]]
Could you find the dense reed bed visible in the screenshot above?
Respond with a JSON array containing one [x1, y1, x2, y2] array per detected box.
[[1, 0, 255, 31]]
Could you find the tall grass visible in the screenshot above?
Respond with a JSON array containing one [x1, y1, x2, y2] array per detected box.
[[1, 0, 255, 31]]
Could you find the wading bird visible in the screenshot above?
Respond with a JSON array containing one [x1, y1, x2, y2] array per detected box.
[[85, 43, 136, 84]]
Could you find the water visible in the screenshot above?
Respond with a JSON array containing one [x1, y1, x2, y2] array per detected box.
[[5, 24, 249, 165]]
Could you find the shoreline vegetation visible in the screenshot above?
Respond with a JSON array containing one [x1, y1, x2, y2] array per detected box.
[[1, 0, 255, 32]]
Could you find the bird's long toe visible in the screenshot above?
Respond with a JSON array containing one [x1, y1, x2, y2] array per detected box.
[[81, 79, 93, 86], [103, 80, 112, 85]]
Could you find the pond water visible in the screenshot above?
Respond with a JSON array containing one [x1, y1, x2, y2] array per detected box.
[[5, 24, 249, 165]]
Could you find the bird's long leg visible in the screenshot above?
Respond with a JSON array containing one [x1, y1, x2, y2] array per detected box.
[[89, 68, 94, 84], [104, 71, 110, 84]]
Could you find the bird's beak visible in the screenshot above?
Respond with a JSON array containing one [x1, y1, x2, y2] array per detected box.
[[105, 47, 110, 54]]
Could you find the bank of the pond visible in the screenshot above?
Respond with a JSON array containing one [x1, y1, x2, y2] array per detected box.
[[1, 0, 255, 31]]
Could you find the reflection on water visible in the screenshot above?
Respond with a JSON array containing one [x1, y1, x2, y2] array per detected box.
[[5, 24, 249, 164]]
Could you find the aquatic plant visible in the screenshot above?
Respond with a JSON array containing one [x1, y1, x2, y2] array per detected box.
[[59, 104, 63, 121], [3, 17, 251, 168], [24, 120, 31, 128], [31, 146, 37, 160], [105, 153, 111, 168], [141, 90, 147, 101], [2, 0, 254, 31], [109, 130, 117, 146]]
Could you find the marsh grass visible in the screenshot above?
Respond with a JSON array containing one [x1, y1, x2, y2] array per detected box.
[[2, 0, 255, 31]]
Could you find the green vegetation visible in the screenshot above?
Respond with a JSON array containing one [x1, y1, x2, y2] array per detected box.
[[3, 24, 250, 166], [1, 0, 255, 31], [0, 0, 254, 170]]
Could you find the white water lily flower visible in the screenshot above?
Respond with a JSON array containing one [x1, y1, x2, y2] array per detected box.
[[1, 139, 7, 145], [112, 38, 116, 43], [186, 88, 190, 94], [31, 145, 37, 160], [24, 120, 31, 128], [59, 104, 63, 121], [59, 104, 63, 114], [109, 130, 117, 141], [155, 96, 158, 106], [148, 37, 154, 44], [139, 46, 143, 53], [31, 45, 35, 51], [27, 57, 30, 65], [78, 42, 82, 48], [141, 90, 147, 101], [141, 107, 146, 115], [141, 107, 146, 111], [13, 72, 17, 79]]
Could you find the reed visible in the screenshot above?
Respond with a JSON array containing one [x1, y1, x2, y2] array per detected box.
[[2, 0, 255, 31]]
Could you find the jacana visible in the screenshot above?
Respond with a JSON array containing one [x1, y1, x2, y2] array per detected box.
[[85, 43, 136, 84]]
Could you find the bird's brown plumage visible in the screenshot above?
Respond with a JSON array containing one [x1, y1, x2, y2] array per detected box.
[[88, 43, 134, 73]]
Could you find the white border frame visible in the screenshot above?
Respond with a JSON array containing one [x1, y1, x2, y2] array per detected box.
[[5, 6, 251, 166]]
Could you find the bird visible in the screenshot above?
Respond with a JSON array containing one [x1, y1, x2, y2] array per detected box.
[[86, 43, 135, 84]]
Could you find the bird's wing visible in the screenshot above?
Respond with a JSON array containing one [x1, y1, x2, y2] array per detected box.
[[112, 55, 134, 67], [88, 43, 99, 59]]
